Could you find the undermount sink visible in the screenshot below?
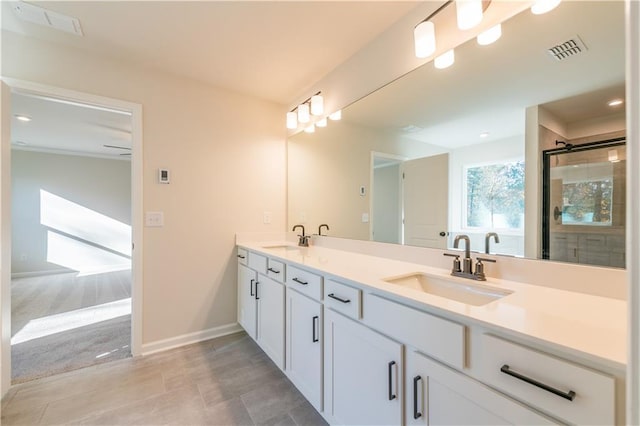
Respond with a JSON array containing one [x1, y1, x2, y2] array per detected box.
[[382, 273, 513, 306]]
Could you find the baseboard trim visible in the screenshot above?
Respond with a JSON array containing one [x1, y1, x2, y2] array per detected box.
[[11, 269, 73, 279], [140, 323, 243, 356]]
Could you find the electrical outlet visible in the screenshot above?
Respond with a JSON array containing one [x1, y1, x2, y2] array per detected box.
[[145, 211, 164, 227], [19, 254, 27, 261], [263, 211, 272, 224], [299, 211, 307, 222], [362, 213, 369, 223]]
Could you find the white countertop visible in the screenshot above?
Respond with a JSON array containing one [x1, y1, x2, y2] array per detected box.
[[239, 241, 627, 370]]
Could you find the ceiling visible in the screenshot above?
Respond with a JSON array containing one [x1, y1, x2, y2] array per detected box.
[[2, 1, 419, 105], [3, 0, 421, 159], [341, 0, 626, 149]]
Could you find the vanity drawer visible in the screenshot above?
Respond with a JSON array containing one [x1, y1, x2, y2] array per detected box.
[[248, 252, 267, 274], [237, 248, 248, 266], [287, 265, 322, 300], [363, 293, 465, 370], [266, 258, 285, 283], [479, 334, 615, 425], [324, 279, 361, 319]]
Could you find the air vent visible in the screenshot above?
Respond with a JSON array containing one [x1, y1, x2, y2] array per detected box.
[[12, 1, 83, 36], [547, 36, 587, 61]]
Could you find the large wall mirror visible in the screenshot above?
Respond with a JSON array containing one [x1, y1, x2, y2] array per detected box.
[[288, 1, 626, 267]]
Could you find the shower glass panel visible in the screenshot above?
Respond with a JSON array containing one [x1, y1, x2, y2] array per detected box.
[[542, 138, 626, 267]]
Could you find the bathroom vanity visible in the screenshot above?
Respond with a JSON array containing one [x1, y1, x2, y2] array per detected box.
[[236, 240, 626, 425]]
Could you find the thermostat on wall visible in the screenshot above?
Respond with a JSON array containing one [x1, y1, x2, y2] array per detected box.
[[158, 168, 170, 184]]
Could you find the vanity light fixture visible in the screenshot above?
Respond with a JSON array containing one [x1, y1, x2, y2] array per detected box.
[[477, 24, 502, 45], [608, 149, 619, 163], [414, 20, 436, 58], [608, 99, 624, 107], [15, 114, 32, 122], [304, 124, 315, 133], [310, 94, 324, 116], [329, 110, 342, 121], [456, 0, 484, 30], [435, 49, 455, 69], [316, 117, 328, 128], [297, 103, 310, 124], [286, 111, 298, 130], [531, 0, 561, 15]]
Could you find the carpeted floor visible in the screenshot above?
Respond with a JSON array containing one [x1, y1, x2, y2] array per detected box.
[[11, 269, 132, 384]]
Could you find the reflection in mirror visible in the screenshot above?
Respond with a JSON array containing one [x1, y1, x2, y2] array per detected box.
[[287, 1, 625, 266]]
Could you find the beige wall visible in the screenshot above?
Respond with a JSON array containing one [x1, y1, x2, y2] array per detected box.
[[287, 121, 441, 241], [2, 31, 286, 344]]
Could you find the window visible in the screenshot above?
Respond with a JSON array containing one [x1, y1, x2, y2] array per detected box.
[[464, 160, 525, 231]]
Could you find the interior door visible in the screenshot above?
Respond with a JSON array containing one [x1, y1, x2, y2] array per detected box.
[[1, 81, 13, 393], [402, 153, 449, 248]]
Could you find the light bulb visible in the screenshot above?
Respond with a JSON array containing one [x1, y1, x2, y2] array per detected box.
[[15, 114, 32, 122], [329, 110, 342, 120], [456, 0, 483, 30], [316, 117, 328, 128], [434, 49, 455, 69], [477, 24, 502, 46], [304, 124, 315, 133], [608, 99, 623, 107], [414, 21, 436, 58], [531, 0, 561, 15], [311, 94, 324, 115], [286, 111, 298, 129], [297, 103, 310, 124]]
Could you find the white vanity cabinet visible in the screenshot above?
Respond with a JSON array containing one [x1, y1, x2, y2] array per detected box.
[[323, 308, 403, 425], [286, 287, 323, 411], [405, 349, 555, 425], [237, 250, 285, 369]]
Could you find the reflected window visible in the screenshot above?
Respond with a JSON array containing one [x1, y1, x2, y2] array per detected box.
[[464, 160, 525, 231]]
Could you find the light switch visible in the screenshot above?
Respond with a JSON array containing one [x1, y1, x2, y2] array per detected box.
[[362, 213, 369, 223], [145, 211, 164, 227]]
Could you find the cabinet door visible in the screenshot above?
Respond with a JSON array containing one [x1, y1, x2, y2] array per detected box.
[[238, 263, 257, 339], [256, 275, 285, 369], [406, 350, 555, 425], [286, 289, 322, 411], [324, 309, 403, 425]]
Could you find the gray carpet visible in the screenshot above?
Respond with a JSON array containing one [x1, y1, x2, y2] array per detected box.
[[11, 270, 132, 384]]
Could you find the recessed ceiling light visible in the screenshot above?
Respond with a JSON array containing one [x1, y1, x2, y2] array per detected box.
[[15, 114, 32, 122], [480, 132, 490, 138], [608, 99, 623, 107], [14, 140, 28, 146]]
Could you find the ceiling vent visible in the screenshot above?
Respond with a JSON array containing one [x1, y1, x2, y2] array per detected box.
[[12, 1, 83, 36], [547, 36, 587, 61]]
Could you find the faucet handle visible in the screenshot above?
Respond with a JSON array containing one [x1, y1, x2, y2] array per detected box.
[[443, 253, 461, 273], [474, 257, 496, 281]]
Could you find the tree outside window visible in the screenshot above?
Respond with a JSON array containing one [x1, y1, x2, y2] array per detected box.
[[465, 160, 525, 230]]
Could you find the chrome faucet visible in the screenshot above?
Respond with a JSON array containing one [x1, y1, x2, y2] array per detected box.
[[445, 234, 496, 281], [453, 234, 472, 274], [485, 232, 500, 254], [292, 224, 310, 247], [318, 224, 330, 236]]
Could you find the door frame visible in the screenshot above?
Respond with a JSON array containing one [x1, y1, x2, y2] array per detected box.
[[0, 78, 144, 393], [369, 152, 406, 242]]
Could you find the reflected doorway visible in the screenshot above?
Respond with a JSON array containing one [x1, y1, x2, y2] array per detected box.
[[542, 137, 626, 267]]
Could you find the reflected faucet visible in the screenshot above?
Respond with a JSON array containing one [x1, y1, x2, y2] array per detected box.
[[485, 232, 500, 254], [318, 224, 330, 236], [453, 234, 472, 274], [292, 224, 309, 247]]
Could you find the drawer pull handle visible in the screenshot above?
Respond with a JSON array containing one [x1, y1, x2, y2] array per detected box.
[[500, 365, 576, 401], [413, 375, 422, 419], [255, 281, 260, 300], [267, 267, 281, 274], [237, 254, 246, 259], [250, 279, 255, 297], [328, 293, 350, 304], [388, 361, 397, 400], [292, 277, 308, 285], [312, 315, 319, 342]]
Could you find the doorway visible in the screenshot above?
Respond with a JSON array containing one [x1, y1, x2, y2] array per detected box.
[[1, 79, 143, 389]]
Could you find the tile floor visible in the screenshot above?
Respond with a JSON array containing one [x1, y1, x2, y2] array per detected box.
[[1, 332, 327, 425]]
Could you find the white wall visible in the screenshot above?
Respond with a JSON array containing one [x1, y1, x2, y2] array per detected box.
[[1, 31, 286, 345], [11, 150, 131, 275]]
